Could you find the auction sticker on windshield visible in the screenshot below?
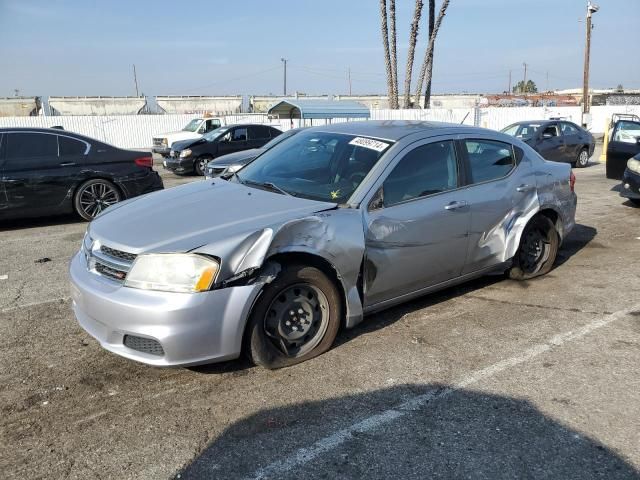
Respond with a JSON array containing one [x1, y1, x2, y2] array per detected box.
[[349, 137, 390, 152]]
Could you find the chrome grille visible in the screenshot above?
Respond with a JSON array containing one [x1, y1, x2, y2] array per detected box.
[[85, 241, 135, 284], [123, 335, 164, 356], [100, 245, 137, 262], [95, 262, 127, 281]]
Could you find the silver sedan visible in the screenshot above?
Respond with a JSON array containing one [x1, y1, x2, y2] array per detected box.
[[70, 121, 577, 369]]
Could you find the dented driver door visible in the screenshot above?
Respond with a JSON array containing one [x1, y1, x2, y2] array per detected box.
[[362, 137, 470, 308]]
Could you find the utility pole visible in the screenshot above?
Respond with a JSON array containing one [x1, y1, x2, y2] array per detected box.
[[280, 58, 288, 96], [508, 70, 512, 95], [522, 62, 528, 94], [132, 64, 139, 97], [348, 67, 352, 96], [582, 1, 599, 127]]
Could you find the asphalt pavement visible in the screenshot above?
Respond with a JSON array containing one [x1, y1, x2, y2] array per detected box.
[[1, 147, 639, 479]]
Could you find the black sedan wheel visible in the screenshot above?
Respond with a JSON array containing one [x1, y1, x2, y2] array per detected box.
[[74, 179, 121, 221], [194, 156, 211, 176], [509, 215, 559, 280], [246, 264, 342, 369], [575, 148, 589, 168]]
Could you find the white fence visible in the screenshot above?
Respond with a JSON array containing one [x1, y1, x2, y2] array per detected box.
[[2, 105, 640, 149]]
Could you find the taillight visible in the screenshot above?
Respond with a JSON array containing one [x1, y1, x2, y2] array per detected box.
[[134, 156, 153, 168], [570, 171, 576, 192]]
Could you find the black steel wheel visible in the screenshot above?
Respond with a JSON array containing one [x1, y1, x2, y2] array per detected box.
[[74, 179, 121, 221], [246, 264, 342, 369], [509, 215, 559, 280], [575, 148, 589, 168]]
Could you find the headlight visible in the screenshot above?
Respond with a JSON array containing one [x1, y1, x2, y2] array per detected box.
[[226, 164, 242, 173], [179, 149, 192, 158], [627, 158, 640, 174], [124, 254, 219, 293]]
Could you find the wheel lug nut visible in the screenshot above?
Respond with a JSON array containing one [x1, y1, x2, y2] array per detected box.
[[289, 310, 295, 315], [285, 321, 291, 326], [298, 308, 303, 314]]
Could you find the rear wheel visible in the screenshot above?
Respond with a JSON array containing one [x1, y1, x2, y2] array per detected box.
[[246, 264, 342, 369], [194, 156, 211, 176], [575, 148, 589, 168], [508, 215, 559, 280], [74, 179, 121, 221]]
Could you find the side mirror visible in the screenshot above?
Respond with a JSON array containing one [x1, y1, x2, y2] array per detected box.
[[369, 187, 385, 211]]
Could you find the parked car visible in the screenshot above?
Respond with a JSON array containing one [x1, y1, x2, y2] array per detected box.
[[605, 115, 640, 180], [501, 120, 595, 167], [152, 117, 222, 157], [165, 124, 282, 176], [70, 121, 576, 369], [205, 127, 304, 178], [0, 128, 163, 221], [619, 153, 640, 206]]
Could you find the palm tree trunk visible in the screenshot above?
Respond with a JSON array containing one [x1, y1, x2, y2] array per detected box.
[[389, 0, 398, 108], [379, 0, 396, 109], [414, 0, 450, 108], [402, 0, 424, 108], [424, 0, 435, 108]]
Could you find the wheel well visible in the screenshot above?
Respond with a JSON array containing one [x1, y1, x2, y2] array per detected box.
[[537, 208, 562, 239], [266, 252, 348, 326]]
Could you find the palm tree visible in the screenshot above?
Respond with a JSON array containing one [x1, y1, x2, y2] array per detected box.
[[379, 0, 397, 109], [402, 0, 424, 108], [389, 0, 399, 108], [424, 0, 435, 108], [414, 0, 450, 108]]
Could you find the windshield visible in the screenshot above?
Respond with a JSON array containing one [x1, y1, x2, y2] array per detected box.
[[203, 127, 229, 141], [502, 123, 542, 139], [182, 119, 202, 132], [237, 131, 392, 203]]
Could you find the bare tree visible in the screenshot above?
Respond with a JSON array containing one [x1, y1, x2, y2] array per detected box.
[[402, 0, 424, 108], [379, 0, 397, 109], [389, 0, 398, 108], [423, 0, 435, 108], [413, 0, 450, 108]]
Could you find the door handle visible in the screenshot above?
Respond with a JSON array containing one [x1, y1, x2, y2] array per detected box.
[[516, 184, 535, 193], [444, 200, 468, 211], [59, 162, 77, 167]]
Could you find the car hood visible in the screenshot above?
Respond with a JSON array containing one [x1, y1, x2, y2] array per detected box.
[[171, 137, 207, 151], [207, 149, 263, 167], [89, 180, 337, 254]]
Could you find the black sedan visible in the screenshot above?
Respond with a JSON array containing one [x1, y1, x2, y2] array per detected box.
[[620, 153, 640, 206], [502, 120, 595, 167], [205, 127, 304, 178], [165, 124, 282, 176], [0, 128, 163, 221]]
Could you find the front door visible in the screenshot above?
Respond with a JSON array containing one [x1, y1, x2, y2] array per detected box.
[[363, 138, 470, 308], [536, 123, 564, 162], [217, 127, 249, 157], [607, 120, 640, 180]]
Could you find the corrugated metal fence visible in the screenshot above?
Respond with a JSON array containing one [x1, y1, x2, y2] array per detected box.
[[2, 106, 639, 149]]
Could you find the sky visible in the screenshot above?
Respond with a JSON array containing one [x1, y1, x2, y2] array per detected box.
[[0, 0, 638, 98]]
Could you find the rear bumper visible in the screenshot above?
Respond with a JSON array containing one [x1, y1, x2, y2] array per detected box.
[[117, 171, 163, 199], [69, 252, 262, 366], [620, 169, 640, 200]]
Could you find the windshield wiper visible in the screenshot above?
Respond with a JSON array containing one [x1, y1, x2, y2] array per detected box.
[[244, 179, 292, 196]]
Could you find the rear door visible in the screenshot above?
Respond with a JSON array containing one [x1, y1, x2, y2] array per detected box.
[[607, 120, 640, 179], [559, 121, 582, 162], [247, 125, 272, 149], [536, 123, 564, 162], [3, 131, 74, 212]]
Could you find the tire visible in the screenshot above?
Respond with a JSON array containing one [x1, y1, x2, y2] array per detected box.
[[508, 215, 559, 280], [194, 156, 211, 176], [575, 147, 589, 168], [74, 179, 122, 221], [246, 264, 342, 369]]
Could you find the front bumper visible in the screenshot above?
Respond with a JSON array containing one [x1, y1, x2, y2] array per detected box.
[[620, 168, 640, 200], [69, 252, 261, 366], [163, 156, 194, 174]]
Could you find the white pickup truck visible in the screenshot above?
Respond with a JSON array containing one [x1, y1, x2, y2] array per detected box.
[[152, 117, 223, 157]]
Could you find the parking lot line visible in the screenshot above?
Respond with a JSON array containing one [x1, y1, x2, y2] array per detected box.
[[247, 303, 640, 480], [0, 296, 70, 314]]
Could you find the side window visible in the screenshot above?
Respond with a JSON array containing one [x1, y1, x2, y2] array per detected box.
[[270, 127, 282, 138], [613, 121, 640, 144], [541, 124, 559, 137], [560, 122, 579, 135], [464, 139, 515, 184], [232, 128, 248, 142], [383, 141, 458, 207], [249, 126, 270, 140], [58, 136, 87, 156], [5, 133, 58, 166]]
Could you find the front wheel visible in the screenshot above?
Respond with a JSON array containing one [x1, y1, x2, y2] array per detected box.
[[194, 156, 211, 176], [508, 215, 559, 280], [246, 264, 342, 369], [575, 148, 589, 168], [74, 179, 122, 221]]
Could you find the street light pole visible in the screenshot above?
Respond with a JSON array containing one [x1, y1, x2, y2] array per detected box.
[[582, 1, 599, 127], [281, 58, 288, 96]]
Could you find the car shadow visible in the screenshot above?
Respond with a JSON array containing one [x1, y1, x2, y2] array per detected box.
[[174, 384, 638, 479], [555, 223, 597, 267], [609, 185, 639, 208], [0, 213, 82, 232]]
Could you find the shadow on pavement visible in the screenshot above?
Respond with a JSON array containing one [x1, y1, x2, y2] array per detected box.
[[175, 384, 637, 479], [0, 213, 82, 232], [555, 223, 597, 267]]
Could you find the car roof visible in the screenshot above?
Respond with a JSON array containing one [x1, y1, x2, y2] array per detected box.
[[0, 127, 73, 134], [302, 120, 493, 142]]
